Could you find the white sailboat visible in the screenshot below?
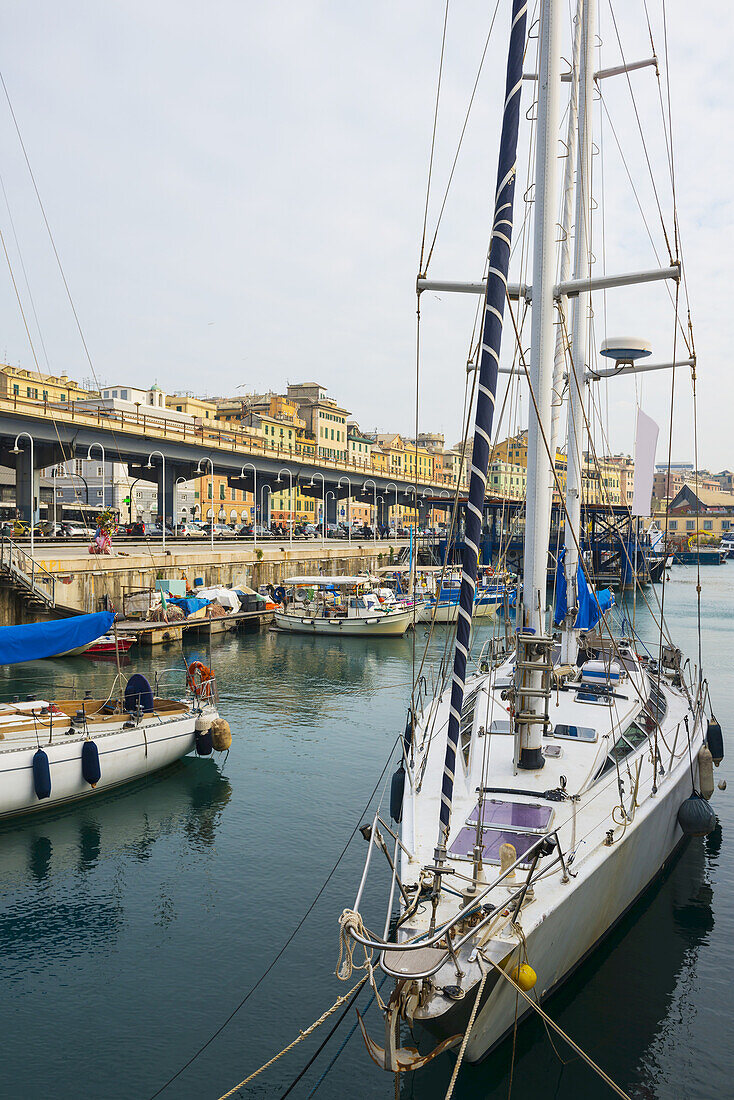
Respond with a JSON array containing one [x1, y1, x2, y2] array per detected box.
[[336, 0, 722, 1076], [0, 612, 230, 819]]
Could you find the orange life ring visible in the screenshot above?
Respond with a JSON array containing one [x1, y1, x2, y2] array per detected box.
[[187, 660, 215, 698]]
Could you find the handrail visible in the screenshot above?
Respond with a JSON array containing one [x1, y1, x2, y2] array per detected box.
[[0, 394, 462, 495], [0, 537, 56, 606], [349, 827, 567, 959]]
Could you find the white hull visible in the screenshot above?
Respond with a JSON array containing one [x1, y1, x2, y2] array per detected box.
[[439, 749, 697, 1060], [392, 648, 710, 1065], [274, 609, 413, 636], [423, 598, 499, 623], [0, 710, 213, 820]]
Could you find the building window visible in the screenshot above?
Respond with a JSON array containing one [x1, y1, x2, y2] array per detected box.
[[12, 384, 19, 396], [703, 520, 713, 531], [219, 484, 225, 500], [686, 520, 695, 531], [207, 483, 212, 500]]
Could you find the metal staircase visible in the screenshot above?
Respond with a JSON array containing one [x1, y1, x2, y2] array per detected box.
[[0, 538, 56, 609]]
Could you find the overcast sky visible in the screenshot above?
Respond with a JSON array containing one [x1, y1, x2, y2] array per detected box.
[[1, 1, 732, 469]]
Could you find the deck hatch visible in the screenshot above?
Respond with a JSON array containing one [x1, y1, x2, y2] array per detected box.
[[551, 723, 597, 742], [450, 798, 553, 865]]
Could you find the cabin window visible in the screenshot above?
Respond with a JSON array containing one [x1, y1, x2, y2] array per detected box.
[[596, 718, 648, 779], [551, 723, 597, 742], [646, 680, 668, 723]]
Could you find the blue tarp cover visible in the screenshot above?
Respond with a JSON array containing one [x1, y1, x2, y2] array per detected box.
[[167, 597, 210, 616], [0, 611, 115, 665], [554, 550, 614, 631]]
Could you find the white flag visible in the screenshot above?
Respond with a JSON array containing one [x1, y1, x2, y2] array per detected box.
[[632, 409, 659, 517]]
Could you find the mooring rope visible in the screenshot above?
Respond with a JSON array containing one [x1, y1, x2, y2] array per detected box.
[[480, 950, 632, 1099], [444, 959, 488, 1100], [215, 977, 368, 1100]]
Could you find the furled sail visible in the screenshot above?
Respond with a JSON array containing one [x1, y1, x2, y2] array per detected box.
[[554, 549, 614, 632], [0, 611, 115, 665], [438, 0, 528, 840]]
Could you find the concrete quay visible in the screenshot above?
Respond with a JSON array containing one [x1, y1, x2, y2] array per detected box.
[[18, 538, 407, 622]]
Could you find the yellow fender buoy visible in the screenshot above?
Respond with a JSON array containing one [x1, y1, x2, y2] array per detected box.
[[510, 963, 537, 991]]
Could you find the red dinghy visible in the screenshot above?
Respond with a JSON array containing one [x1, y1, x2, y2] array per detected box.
[[83, 634, 135, 657]]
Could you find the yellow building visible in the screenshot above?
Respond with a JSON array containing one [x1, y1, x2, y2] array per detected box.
[[166, 393, 218, 421], [0, 364, 96, 405], [404, 441, 434, 483]]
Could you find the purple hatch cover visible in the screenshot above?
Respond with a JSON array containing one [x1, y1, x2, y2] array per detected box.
[[467, 798, 552, 830], [449, 826, 538, 864]]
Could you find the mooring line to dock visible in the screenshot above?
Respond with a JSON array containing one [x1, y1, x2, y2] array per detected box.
[[302, 974, 389, 1099], [215, 977, 368, 1100], [480, 950, 632, 1099], [147, 737, 400, 1099]]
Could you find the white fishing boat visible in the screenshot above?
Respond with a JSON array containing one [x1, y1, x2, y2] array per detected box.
[[0, 612, 231, 819], [336, 0, 722, 1078], [424, 571, 516, 623], [274, 576, 414, 637]]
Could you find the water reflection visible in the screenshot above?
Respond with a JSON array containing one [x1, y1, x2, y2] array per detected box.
[[0, 758, 232, 886]]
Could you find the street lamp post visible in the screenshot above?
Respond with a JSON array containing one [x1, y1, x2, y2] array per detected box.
[[11, 432, 35, 558], [260, 485, 272, 534], [174, 477, 188, 534], [87, 442, 106, 515], [337, 476, 352, 545], [196, 458, 215, 553], [363, 479, 377, 549], [386, 481, 398, 546], [277, 467, 294, 546], [326, 491, 336, 543], [52, 465, 59, 532], [240, 463, 257, 548], [146, 451, 166, 552], [308, 472, 326, 546]]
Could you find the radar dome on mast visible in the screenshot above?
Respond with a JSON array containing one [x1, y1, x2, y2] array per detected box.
[[599, 336, 652, 363]]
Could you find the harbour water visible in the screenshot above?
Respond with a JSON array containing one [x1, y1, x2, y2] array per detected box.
[[0, 565, 730, 1099]]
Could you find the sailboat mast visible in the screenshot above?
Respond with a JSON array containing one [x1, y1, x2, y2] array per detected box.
[[561, 0, 596, 665], [434, 0, 528, 851], [549, 1, 583, 465], [518, 0, 562, 769]]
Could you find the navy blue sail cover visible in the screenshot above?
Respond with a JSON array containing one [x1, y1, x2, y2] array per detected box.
[[554, 549, 614, 631], [439, 0, 528, 837], [0, 611, 114, 665]]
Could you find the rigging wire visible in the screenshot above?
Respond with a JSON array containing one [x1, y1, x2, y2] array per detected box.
[[419, 0, 451, 274], [146, 735, 400, 1099], [605, 0, 673, 262], [0, 172, 51, 369]]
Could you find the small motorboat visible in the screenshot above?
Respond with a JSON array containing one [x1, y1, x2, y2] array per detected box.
[[83, 634, 136, 657]]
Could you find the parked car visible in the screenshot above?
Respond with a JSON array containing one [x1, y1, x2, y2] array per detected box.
[[124, 521, 146, 537], [36, 521, 65, 538], [301, 524, 319, 539], [62, 523, 95, 538], [146, 523, 175, 537], [200, 523, 233, 538]]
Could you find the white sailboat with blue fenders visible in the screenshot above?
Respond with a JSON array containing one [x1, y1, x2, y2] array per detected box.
[[336, 0, 722, 1074]]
